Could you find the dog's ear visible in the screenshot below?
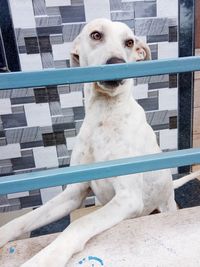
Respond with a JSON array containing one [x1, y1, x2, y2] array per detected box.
[[70, 35, 81, 67], [134, 38, 151, 61]]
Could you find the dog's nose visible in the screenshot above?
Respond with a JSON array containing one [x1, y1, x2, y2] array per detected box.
[[106, 57, 126, 65]]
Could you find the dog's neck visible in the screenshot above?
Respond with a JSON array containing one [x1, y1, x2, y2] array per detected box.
[[84, 80, 133, 114]]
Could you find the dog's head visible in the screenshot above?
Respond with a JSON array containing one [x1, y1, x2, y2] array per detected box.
[[71, 18, 151, 96]]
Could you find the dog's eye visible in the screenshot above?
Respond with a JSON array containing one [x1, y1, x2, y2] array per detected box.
[[125, 39, 134, 48], [90, 31, 103, 41]]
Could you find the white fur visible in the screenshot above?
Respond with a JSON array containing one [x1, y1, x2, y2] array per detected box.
[[0, 19, 199, 267]]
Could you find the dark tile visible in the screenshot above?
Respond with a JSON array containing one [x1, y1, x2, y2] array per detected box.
[[169, 74, 177, 88], [59, 157, 70, 167], [24, 37, 39, 54], [20, 141, 44, 149], [1, 113, 27, 128], [47, 86, 60, 102], [34, 87, 48, 103], [11, 154, 35, 171], [43, 133, 56, 146], [148, 81, 169, 90], [0, 130, 4, 137], [55, 132, 66, 145], [0, 138, 6, 146], [169, 116, 177, 129], [11, 96, 35, 105], [53, 122, 75, 132], [37, 26, 62, 36], [175, 179, 200, 208], [147, 34, 168, 43], [38, 36, 52, 53], [71, 0, 84, 5], [73, 106, 85, 120], [169, 26, 178, 42], [31, 215, 70, 236], [59, 6, 85, 23], [18, 46, 26, 54], [20, 194, 42, 208], [0, 0, 20, 71]]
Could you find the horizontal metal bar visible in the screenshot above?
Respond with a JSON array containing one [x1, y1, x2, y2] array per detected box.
[[0, 148, 200, 195], [0, 56, 200, 90]]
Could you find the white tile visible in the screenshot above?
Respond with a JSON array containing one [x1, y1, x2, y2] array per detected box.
[[158, 42, 178, 59], [157, 0, 178, 18], [33, 146, 59, 168], [133, 84, 148, 100], [24, 103, 52, 127], [40, 186, 63, 203], [0, 99, 12, 115], [66, 136, 76, 150], [8, 0, 36, 28], [160, 129, 178, 150], [159, 88, 178, 110], [84, 0, 111, 21], [7, 191, 29, 199], [0, 144, 21, 160], [19, 54, 43, 71], [52, 42, 72, 61], [45, 0, 70, 7], [60, 91, 83, 108]]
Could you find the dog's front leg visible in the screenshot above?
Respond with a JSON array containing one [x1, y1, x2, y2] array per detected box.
[[0, 182, 89, 248], [21, 191, 143, 267]]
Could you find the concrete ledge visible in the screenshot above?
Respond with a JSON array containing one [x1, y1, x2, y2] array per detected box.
[[1, 207, 200, 267]]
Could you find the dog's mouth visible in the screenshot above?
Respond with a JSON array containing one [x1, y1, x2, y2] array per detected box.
[[98, 79, 124, 89]]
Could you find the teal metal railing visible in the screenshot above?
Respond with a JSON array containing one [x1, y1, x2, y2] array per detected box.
[[0, 57, 200, 195]]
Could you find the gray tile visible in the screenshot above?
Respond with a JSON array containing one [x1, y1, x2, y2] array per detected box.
[[40, 126, 53, 134], [5, 128, 23, 143], [73, 106, 85, 120], [0, 198, 21, 212], [1, 113, 27, 128], [54, 60, 68, 68], [64, 129, 76, 138], [11, 96, 35, 105], [109, 0, 122, 11], [41, 53, 54, 68], [148, 81, 169, 90], [147, 34, 168, 43], [46, 7, 60, 16], [111, 11, 134, 21], [52, 115, 74, 125], [137, 97, 158, 111], [15, 28, 37, 46], [134, 1, 156, 18], [50, 34, 63, 44], [135, 18, 168, 36], [121, 2, 134, 12], [75, 120, 83, 134], [61, 107, 74, 116], [11, 106, 24, 114], [69, 83, 83, 92], [20, 141, 44, 149], [49, 102, 62, 116], [32, 0, 47, 15], [35, 15, 62, 27], [71, 0, 84, 5], [58, 157, 70, 167], [168, 18, 178, 27], [21, 127, 42, 143], [11, 88, 34, 98], [20, 195, 42, 208], [0, 138, 6, 146], [60, 6, 85, 23], [57, 85, 70, 94], [56, 144, 69, 157], [62, 23, 85, 42], [0, 90, 12, 98], [0, 195, 9, 205]]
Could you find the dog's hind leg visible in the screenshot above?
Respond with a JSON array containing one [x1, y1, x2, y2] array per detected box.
[[21, 191, 144, 267], [0, 182, 89, 248], [158, 194, 178, 213]]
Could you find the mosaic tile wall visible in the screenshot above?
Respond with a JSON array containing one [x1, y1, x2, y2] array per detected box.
[[0, 0, 178, 212]]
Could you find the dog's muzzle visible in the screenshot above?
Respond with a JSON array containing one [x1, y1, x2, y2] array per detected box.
[[99, 57, 126, 88]]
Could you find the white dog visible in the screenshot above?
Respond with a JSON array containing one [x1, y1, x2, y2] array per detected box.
[[0, 18, 199, 267]]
